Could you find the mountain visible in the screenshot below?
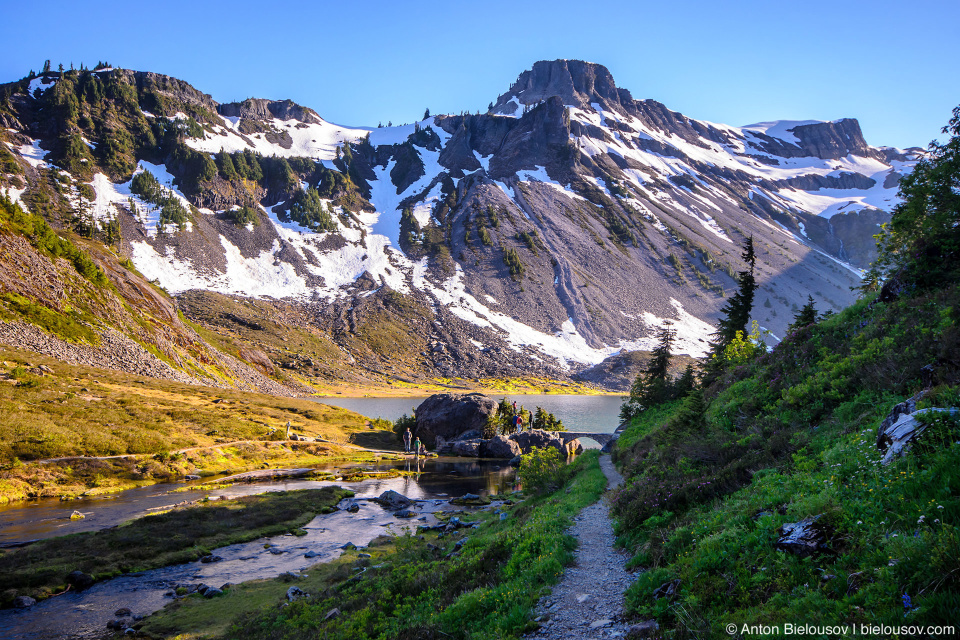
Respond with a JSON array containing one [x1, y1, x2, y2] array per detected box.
[[0, 61, 921, 390]]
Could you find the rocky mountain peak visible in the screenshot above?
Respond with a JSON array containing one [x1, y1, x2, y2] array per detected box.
[[492, 59, 633, 116]]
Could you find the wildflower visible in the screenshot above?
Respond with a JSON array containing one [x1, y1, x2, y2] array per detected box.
[[918, 516, 925, 524], [857, 520, 863, 525]]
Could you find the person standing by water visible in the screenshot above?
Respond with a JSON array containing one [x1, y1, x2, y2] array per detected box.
[[403, 428, 412, 453], [412, 436, 422, 457], [515, 413, 523, 434]]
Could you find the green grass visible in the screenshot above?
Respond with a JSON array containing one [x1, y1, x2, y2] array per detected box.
[[0, 487, 351, 607], [610, 283, 960, 636], [137, 451, 606, 640], [0, 347, 388, 503]]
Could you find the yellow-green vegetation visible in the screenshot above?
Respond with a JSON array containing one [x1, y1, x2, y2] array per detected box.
[[0, 487, 351, 607], [0, 347, 391, 503], [138, 451, 606, 640]]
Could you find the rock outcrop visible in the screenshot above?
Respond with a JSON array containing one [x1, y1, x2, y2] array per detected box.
[[414, 393, 498, 448], [775, 516, 833, 557]]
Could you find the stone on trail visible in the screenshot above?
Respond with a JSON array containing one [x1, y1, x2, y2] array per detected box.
[[114, 608, 132, 617], [340, 542, 357, 550], [13, 596, 36, 608], [203, 588, 223, 598], [394, 509, 416, 518], [304, 550, 323, 558]]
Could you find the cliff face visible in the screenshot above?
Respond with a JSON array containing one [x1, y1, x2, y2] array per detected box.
[[0, 61, 922, 389]]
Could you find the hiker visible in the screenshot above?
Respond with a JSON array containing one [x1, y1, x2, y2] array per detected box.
[[403, 428, 412, 453], [515, 413, 523, 434], [419, 442, 427, 457], [413, 436, 422, 456]]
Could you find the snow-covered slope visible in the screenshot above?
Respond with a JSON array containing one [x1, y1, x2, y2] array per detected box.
[[0, 61, 921, 384]]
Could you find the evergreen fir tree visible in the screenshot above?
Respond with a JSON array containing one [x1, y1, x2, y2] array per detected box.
[[674, 364, 697, 398], [621, 323, 677, 419], [788, 295, 818, 333], [423, 108, 430, 119], [703, 236, 757, 383]]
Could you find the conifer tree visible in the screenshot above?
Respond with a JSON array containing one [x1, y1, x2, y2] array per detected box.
[[788, 295, 818, 333], [621, 323, 677, 419], [704, 236, 757, 383]]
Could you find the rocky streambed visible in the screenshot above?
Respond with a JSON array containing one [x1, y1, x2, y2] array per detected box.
[[0, 460, 516, 639]]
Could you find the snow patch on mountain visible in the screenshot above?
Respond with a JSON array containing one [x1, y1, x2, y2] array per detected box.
[[741, 120, 821, 145], [187, 116, 369, 160]]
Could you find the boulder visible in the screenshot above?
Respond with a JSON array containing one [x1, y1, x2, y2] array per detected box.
[[775, 515, 832, 557], [479, 435, 521, 459], [371, 490, 411, 510], [450, 439, 481, 457], [511, 429, 580, 456], [203, 588, 223, 598], [877, 403, 958, 465], [414, 393, 498, 447], [13, 596, 36, 608], [114, 608, 132, 617], [286, 586, 305, 602], [324, 607, 341, 620], [199, 554, 222, 563], [394, 509, 417, 518], [66, 570, 95, 591], [652, 578, 680, 601]]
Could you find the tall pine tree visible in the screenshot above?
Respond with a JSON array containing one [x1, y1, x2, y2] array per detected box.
[[704, 236, 757, 383]]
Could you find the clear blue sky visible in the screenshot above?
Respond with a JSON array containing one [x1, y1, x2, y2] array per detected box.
[[1, 0, 956, 149]]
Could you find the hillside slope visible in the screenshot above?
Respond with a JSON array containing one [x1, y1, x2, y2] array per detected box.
[[610, 106, 960, 635]]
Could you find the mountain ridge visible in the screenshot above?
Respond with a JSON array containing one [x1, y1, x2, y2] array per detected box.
[[0, 59, 922, 389]]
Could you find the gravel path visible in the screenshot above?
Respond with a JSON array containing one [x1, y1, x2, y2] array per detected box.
[[526, 454, 636, 640]]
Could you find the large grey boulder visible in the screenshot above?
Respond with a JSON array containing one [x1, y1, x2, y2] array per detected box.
[[479, 435, 522, 459], [512, 429, 581, 456], [414, 393, 498, 448]]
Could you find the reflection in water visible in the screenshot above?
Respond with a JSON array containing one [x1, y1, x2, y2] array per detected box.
[[0, 459, 517, 639], [313, 394, 624, 443], [0, 458, 514, 545]]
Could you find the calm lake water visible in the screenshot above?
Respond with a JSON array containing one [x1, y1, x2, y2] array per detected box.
[[312, 394, 626, 447]]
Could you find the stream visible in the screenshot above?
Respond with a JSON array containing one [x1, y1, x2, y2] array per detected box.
[[0, 459, 515, 639], [0, 394, 623, 639]]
